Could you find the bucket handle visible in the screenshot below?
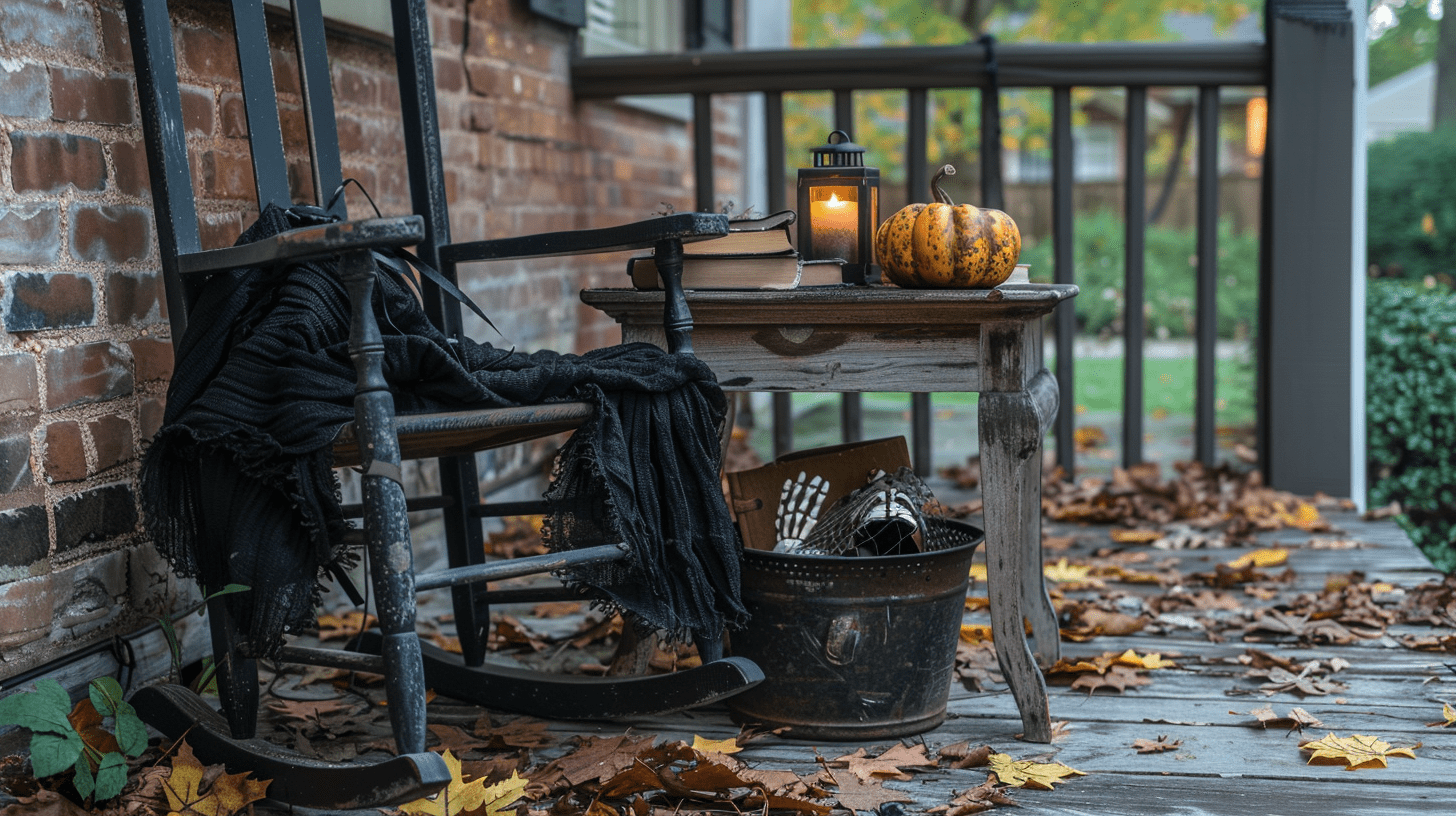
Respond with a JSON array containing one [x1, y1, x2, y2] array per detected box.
[[824, 615, 860, 666]]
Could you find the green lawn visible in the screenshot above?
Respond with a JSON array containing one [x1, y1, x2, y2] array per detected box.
[[772, 355, 1255, 426]]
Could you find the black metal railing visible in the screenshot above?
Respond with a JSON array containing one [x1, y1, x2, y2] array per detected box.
[[572, 41, 1270, 476]]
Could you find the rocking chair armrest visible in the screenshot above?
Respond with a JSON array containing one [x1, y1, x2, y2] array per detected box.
[[439, 212, 730, 265], [175, 215, 426, 276]]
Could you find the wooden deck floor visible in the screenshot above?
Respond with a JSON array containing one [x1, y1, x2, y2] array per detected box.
[[255, 490, 1456, 816]]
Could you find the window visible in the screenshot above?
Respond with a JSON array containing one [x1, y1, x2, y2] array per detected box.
[[581, 0, 733, 55], [582, 0, 686, 55]]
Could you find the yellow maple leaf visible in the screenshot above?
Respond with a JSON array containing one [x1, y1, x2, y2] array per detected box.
[[985, 753, 1085, 790], [964, 596, 990, 612], [400, 752, 526, 816], [1108, 528, 1161, 544], [960, 624, 994, 644], [1043, 558, 1091, 583], [1425, 704, 1456, 728], [1113, 649, 1178, 670], [162, 740, 270, 816], [1299, 733, 1418, 770], [1279, 501, 1323, 531], [1223, 548, 1289, 570], [969, 563, 987, 582], [692, 735, 742, 754]]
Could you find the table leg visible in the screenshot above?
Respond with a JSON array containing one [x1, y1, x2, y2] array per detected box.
[[978, 371, 1060, 743]]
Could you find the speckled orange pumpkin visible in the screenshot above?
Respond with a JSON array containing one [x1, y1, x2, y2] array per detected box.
[[875, 165, 1021, 288]]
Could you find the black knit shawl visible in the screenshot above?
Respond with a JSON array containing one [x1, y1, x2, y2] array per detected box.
[[140, 204, 747, 656]]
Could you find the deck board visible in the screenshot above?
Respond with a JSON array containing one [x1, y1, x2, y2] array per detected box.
[[251, 492, 1456, 815]]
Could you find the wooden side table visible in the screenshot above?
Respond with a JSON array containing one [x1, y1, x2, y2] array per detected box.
[[581, 284, 1078, 742]]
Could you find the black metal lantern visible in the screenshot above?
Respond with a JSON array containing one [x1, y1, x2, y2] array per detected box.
[[798, 130, 880, 285]]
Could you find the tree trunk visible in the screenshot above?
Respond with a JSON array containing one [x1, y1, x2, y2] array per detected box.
[[1436, 3, 1456, 128]]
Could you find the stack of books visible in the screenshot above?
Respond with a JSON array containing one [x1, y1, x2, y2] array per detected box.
[[627, 210, 845, 290]]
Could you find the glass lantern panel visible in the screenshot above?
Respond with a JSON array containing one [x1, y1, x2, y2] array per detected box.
[[807, 184, 861, 264]]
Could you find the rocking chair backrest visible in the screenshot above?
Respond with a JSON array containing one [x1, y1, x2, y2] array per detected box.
[[126, 0, 454, 342]]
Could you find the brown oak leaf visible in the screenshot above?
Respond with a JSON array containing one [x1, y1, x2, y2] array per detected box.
[[1131, 735, 1182, 754]]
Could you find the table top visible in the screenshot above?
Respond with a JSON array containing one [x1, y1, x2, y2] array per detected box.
[[581, 283, 1079, 325]]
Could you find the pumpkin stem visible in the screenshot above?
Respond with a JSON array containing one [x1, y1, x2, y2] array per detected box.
[[931, 164, 956, 205]]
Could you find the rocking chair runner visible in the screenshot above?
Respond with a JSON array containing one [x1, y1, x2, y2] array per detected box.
[[123, 0, 762, 807]]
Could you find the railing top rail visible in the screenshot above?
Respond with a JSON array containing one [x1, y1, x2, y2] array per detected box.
[[571, 41, 1268, 97]]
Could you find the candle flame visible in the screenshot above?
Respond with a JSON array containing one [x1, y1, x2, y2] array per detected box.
[[826, 193, 847, 208]]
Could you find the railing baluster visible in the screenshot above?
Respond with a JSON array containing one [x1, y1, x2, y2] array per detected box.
[[1196, 85, 1219, 465], [694, 93, 714, 212], [832, 90, 863, 445], [764, 91, 793, 459], [1052, 87, 1075, 476], [1123, 87, 1148, 468], [908, 88, 931, 475]]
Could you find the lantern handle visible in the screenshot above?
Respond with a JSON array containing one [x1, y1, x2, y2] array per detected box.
[[932, 164, 956, 205], [828, 129, 851, 144]]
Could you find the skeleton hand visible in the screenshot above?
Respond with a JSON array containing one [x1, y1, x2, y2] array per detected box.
[[774, 471, 828, 554]]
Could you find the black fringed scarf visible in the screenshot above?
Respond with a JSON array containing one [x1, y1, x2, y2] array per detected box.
[[141, 204, 747, 657]]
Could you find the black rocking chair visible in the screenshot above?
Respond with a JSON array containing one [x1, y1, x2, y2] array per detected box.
[[122, 0, 761, 807]]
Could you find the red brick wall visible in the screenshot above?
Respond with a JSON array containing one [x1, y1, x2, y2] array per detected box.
[[0, 0, 744, 680]]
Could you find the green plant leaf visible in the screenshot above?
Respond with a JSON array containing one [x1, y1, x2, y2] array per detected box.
[[159, 615, 182, 681], [30, 729, 85, 777], [89, 677, 125, 718], [0, 679, 76, 734], [113, 701, 149, 757], [73, 753, 96, 800], [93, 751, 129, 801]]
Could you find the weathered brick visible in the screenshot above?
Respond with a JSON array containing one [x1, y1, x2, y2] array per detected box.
[[70, 204, 151, 264], [0, 506, 48, 570], [219, 93, 247, 138], [49, 67, 134, 126], [334, 64, 380, 107], [0, 574, 53, 650], [0, 63, 51, 119], [0, 354, 38, 414], [0, 0, 97, 57], [54, 551, 127, 634], [42, 420, 85, 483], [0, 432, 34, 493], [55, 483, 137, 553], [199, 210, 246, 251], [10, 132, 106, 193], [109, 139, 150, 197], [434, 56, 465, 94], [0, 205, 62, 266], [138, 396, 165, 441], [4, 272, 95, 332], [179, 25, 240, 85], [180, 85, 215, 135], [271, 46, 301, 98], [88, 415, 133, 473], [128, 338, 174, 383], [201, 150, 254, 199], [43, 341, 133, 410], [99, 4, 131, 68], [106, 270, 165, 325]]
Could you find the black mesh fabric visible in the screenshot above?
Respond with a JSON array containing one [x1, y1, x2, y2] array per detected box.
[[141, 204, 747, 657]]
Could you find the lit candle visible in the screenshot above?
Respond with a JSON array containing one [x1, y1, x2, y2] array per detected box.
[[810, 193, 857, 262]]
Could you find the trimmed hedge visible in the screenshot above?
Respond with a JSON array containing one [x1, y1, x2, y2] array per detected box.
[[1366, 278, 1456, 572], [1368, 128, 1456, 284]]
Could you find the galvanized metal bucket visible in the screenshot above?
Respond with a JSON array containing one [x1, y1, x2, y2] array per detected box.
[[726, 518, 982, 740]]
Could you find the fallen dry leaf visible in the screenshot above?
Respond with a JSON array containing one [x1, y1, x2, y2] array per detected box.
[[1224, 548, 1290, 569], [162, 740, 270, 816], [316, 610, 376, 641], [1071, 665, 1151, 694], [690, 735, 741, 755], [984, 753, 1085, 790], [400, 752, 526, 816], [1043, 558, 1093, 583], [1131, 735, 1182, 754], [826, 769, 913, 815], [935, 742, 993, 769], [960, 624, 994, 644], [830, 743, 937, 782], [927, 776, 1017, 815], [1425, 703, 1456, 728], [1242, 704, 1324, 732], [1299, 733, 1418, 770], [1109, 528, 1162, 544]]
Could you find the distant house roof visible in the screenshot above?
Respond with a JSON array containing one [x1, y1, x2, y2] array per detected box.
[[1368, 61, 1434, 142]]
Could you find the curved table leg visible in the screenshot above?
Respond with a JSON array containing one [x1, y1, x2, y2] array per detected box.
[[978, 369, 1061, 743]]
